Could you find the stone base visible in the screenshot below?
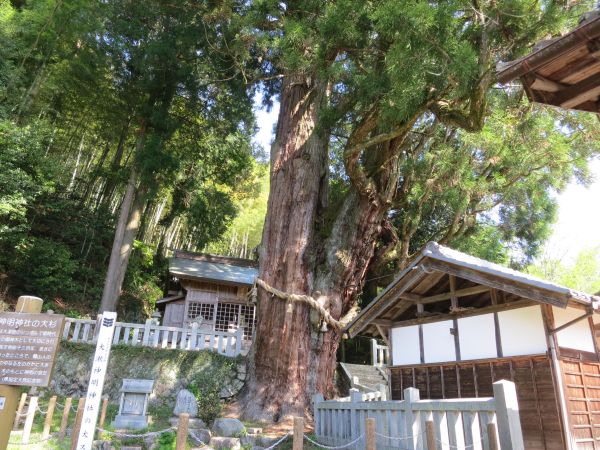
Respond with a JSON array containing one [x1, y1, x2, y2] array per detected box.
[[209, 437, 241, 450], [112, 415, 149, 430], [169, 416, 207, 429]]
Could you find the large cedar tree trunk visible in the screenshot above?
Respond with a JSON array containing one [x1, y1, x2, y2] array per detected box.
[[240, 76, 400, 421]]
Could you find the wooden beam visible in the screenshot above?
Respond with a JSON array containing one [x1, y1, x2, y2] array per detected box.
[[549, 310, 593, 335], [372, 319, 394, 327], [530, 75, 567, 92], [375, 324, 390, 347], [421, 261, 569, 308], [399, 292, 423, 302], [391, 299, 537, 328], [449, 275, 458, 310], [415, 285, 490, 305], [553, 72, 600, 108]]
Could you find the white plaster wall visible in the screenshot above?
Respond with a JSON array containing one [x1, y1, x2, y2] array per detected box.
[[423, 320, 456, 363], [391, 326, 421, 365], [458, 314, 497, 360], [552, 306, 595, 352], [498, 306, 547, 357]]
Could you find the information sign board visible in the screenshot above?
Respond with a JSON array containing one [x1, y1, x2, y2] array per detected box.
[[0, 312, 65, 387]]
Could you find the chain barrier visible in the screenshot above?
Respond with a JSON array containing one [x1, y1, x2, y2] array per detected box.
[[96, 426, 176, 439], [304, 433, 365, 449], [261, 432, 292, 449], [188, 428, 207, 444]]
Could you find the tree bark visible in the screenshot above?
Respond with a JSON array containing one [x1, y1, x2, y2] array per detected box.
[[98, 127, 145, 312], [240, 74, 329, 421]]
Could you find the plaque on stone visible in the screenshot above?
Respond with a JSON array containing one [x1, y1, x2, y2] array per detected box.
[[112, 379, 154, 430], [0, 312, 65, 387]]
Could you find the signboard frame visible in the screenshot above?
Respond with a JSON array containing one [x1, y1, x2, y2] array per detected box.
[[0, 312, 65, 387]]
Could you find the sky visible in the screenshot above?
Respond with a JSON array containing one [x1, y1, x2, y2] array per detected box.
[[544, 158, 600, 262], [252, 98, 600, 264]]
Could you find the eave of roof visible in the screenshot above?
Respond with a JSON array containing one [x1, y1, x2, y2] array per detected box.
[[169, 257, 258, 286], [497, 12, 600, 84], [346, 242, 600, 338]]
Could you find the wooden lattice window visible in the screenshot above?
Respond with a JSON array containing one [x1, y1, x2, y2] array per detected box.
[[187, 302, 215, 322]]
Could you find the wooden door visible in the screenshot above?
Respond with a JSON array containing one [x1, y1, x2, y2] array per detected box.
[[164, 302, 185, 327]]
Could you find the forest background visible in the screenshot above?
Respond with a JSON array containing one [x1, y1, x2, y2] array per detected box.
[[1, 0, 600, 322]]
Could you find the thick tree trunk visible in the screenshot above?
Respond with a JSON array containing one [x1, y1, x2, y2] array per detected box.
[[240, 75, 329, 421], [239, 72, 401, 421]]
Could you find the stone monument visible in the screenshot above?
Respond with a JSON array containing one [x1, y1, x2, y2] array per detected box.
[[170, 388, 207, 432], [112, 379, 154, 430]]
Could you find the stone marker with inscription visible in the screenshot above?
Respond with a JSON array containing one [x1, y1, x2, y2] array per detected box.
[[112, 379, 154, 430], [0, 312, 65, 387]]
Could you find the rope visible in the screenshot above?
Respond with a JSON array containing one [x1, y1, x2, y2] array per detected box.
[[375, 431, 416, 441], [36, 405, 48, 415], [304, 433, 364, 449], [188, 429, 207, 444], [256, 278, 356, 330], [262, 432, 291, 449], [96, 426, 176, 439]]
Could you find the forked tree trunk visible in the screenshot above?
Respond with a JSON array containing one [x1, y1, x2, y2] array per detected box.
[[240, 76, 399, 421]]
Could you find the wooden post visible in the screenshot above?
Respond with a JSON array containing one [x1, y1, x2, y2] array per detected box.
[[98, 397, 109, 428], [58, 397, 72, 440], [493, 380, 524, 450], [371, 339, 378, 366], [70, 397, 85, 450], [13, 392, 28, 430], [426, 420, 436, 450], [234, 327, 243, 356], [312, 394, 324, 437], [487, 422, 500, 450], [21, 396, 38, 444], [0, 296, 44, 450], [42, 395, 57, 440], [176, 413, 189, 450], [404, 387, 421, 450], [293, 416, 304, 450], [365, 417, 376, 450], [143, 318, 152, 346]]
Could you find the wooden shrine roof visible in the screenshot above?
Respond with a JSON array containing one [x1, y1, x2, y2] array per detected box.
[[346, 242, 600, 339], [497, 11, 600, 113]]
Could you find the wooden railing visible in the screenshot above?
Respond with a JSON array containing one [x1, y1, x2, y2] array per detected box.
[[371, 338, 389, 367], [62, 318, 244, 357], [313, 380, 524, 450]]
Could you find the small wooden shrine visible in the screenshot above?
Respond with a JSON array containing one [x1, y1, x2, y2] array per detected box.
[[497, 11, 600, 113], [347, 242, 600, 449], [157, 250, 258, 340]]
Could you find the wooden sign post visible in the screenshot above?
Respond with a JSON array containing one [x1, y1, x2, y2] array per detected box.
[[75, 311, 116, 450], [0, 296, 65, 450]]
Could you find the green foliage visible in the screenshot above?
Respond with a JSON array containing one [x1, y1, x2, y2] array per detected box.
[[527, 247, 600, 294], [188, 357, 240, 424], [156, 431, 176, 450]]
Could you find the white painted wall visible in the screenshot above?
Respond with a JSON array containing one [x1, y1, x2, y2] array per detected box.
[[391, 326, 421, 365], [552, 306, 595, 352], [498, 306, 547, 357], [458, 314, 497, 360], [423, 320, 456, 363]]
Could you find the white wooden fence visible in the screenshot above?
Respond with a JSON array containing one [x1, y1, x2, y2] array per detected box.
[[371, 338, 389, 366], [313, 380, 524, 450], [62, 317, 244, 357]]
